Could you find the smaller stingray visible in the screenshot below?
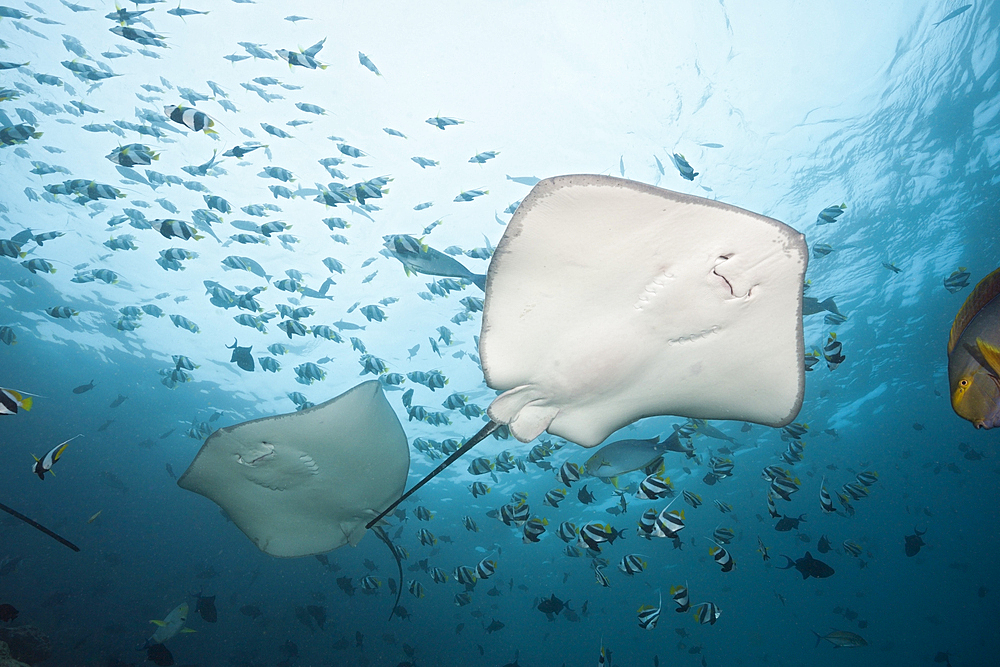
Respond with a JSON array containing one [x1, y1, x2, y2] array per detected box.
[[178, 381, 408, 556], [227, 338, 255, 372], [904, 527, 926, 557], [584, 436, 671, 478], [777, 552, 834, 579]]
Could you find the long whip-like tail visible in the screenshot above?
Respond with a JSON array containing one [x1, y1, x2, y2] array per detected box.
[[0, 500, 80, 552], [370, 525, 403, 622], [366, 420, 500, 530]]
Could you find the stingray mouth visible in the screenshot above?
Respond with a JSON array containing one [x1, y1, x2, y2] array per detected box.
[[713, 255, 754, 299], [236, 443, 276, 466]]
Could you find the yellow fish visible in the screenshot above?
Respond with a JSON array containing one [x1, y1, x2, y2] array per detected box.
[[948, 267, 1000, 429]]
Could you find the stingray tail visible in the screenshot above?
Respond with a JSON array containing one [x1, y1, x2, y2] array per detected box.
[[0, 500, 80, 552], [370, 525, 403, 622], [366, 420, 500, 529]]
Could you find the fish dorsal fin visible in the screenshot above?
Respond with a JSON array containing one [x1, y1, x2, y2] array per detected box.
[[977, 338, 1000, 376], [949, 267, 1000, 354]]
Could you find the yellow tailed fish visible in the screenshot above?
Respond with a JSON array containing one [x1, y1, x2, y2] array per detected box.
[[948, 267, 1000, 429]]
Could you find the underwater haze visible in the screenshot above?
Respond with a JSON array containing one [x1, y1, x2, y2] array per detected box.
[[1, 1, 999, 666]]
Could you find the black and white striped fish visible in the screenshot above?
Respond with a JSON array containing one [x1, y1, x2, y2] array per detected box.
[[637, 590, 661, 629], [164, 104, 217, 135]]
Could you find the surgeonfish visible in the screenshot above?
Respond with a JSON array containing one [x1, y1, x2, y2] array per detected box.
[[145, 602, 196, 648], [671, 153, 698, 180], [32, 434, 82, 479], [947, 267, 1000, 429]]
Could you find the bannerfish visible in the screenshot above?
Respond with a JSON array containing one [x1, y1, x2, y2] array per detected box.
[[32, 434, 82, 480]]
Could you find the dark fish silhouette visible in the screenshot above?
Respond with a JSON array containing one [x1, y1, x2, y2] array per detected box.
[[280, 639, 298, 658], [240, 604, 262, 619], [777, 552, 835, 579], [536, 593, 571, 619], [905, 527, 926, 557], [109, 394, 128, 408], [775, 514, 807, 532], [0, 603, 18, 622], [802, 296, 842, 317], [337, 576, 356, 597], [934, 4, 971, 27], [146, 643, 174, 666], [227, 338, 255, 371], [484, 617, 505, 633], [73, 380, 95, 394], [577, 485, 596, 504], [306, 604, 326, 629], [194, 593, 217, 623], [817, 534, 832, 553]]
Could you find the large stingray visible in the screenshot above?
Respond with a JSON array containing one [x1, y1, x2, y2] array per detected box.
[[178, 381, 408, 557], [368, 174, 807, 527]]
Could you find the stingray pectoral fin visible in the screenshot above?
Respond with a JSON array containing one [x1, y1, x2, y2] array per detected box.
[[977, 338, 1000, 376], [487, 385, 559, 442]]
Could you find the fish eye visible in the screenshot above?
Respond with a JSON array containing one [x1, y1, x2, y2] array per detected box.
[[960, 379, 969, 387]]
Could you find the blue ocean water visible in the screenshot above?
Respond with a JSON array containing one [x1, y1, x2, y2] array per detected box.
[[1, 1, 999, 666]]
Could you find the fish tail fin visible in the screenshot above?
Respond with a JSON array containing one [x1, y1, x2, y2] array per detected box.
[[812, 631, 823, 648], [21, 396, 32, 411], [818, 297, 841, 315]]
